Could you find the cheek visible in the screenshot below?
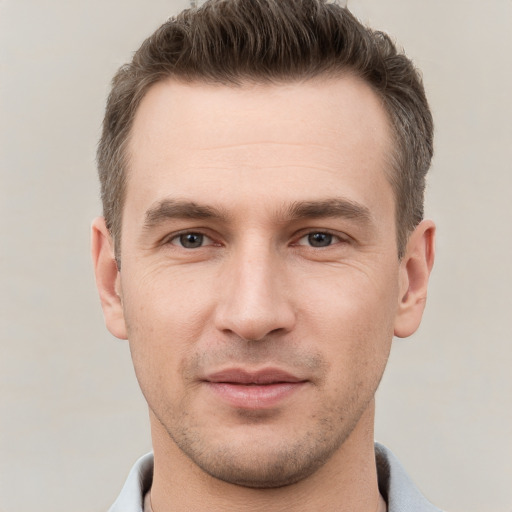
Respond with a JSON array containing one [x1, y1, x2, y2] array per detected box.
[[297, 266, 398, 368], [122, 263, 216, 335], [121, 268, 216, 397], [300, 264, 398, 329]]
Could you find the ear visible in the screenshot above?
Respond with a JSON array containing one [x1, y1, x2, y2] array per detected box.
[[394, 219, 436, 338], [91, 217, 127, 340]]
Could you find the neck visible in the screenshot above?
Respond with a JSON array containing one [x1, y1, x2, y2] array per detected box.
[[149, 400, 382, 512]]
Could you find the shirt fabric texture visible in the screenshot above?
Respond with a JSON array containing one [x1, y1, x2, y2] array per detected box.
[[108, 442, 442, 512]]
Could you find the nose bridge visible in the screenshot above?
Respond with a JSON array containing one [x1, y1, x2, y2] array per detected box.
[[215, 235, 295, 341]]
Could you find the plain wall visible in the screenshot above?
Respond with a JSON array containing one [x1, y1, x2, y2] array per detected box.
[[1, 0, 511, 510]]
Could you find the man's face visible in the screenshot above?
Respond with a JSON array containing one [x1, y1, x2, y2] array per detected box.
[[96, 77, 428, 487]]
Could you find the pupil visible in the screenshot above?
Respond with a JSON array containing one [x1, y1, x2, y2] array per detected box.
[[309, 233, 332, 247], [180, 233, 203, 248]]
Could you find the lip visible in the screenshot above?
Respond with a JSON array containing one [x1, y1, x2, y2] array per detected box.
[[203, 368, 308, 409]]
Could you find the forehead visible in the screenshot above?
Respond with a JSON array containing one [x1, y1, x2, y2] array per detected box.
[[125, 76, 395, 222], [129, 76, 392, 158]]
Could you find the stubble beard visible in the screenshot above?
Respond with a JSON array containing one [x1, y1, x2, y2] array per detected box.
[[141, 341, 387, 489], [151, 387, 375, 489]]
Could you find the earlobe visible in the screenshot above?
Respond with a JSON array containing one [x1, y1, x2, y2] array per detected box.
[[394, 219, 436, 338], [91, 217, 128, 340]]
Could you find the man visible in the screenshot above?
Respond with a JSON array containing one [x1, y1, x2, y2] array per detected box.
[[92, 0, 439, 510]]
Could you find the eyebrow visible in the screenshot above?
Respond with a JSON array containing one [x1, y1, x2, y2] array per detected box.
[[284, 198, 372, 225], [143, 197, 373, 229], [144, 199, 228, 229]]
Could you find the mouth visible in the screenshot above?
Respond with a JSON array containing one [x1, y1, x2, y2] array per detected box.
[[202, 368, 308, 409]]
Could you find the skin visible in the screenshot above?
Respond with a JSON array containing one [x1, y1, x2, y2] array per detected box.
[[92, 76, 435, 511]]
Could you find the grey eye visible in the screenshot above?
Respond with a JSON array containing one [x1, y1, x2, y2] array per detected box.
[[175, 233, 205, 248], [307, 232, 333, 247]]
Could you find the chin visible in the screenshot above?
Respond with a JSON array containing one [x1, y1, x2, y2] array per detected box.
[[164, 418, 357, 489], [190, 445, 330, 488]]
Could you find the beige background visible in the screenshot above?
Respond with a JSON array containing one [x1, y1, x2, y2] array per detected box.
[[1, 0, 511, 511]]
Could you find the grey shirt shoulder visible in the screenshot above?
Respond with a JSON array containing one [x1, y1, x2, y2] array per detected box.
[[375, 442, 442, 512], [108, 452, 153, 512]]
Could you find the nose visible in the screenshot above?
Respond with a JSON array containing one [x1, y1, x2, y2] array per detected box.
[[214, 243, 296, 341]]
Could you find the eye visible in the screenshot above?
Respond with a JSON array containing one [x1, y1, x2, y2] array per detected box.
[[297, 232, 341, 248], [169, 232, 212, 249]]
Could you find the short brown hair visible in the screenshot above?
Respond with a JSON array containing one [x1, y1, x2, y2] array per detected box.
[[97, 0, 433, 259]]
